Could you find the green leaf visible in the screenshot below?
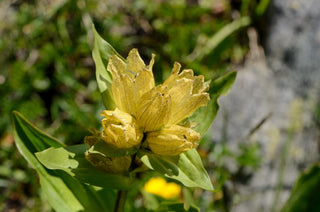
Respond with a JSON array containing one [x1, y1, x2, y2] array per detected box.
[[138, 149, 213, 191], [211, 71, 237, 97], [141, 190, 161, 210], [12, 111, 113, 212], [155, 202, 200, 212], [255, 0, 271, 16], [36, 145, 138, 190], [190, 71, 237, 136], [188, 17, 251, 61], [126, 172, 155, 210], [92, 24, 125, 109], [281, 163, 320, 212], [138, 152, 179, 177], [182, 187, 195, 211]]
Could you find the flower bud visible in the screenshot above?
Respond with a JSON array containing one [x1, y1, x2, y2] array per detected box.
[[85, 152, 131, 174], [146, 125, 200, 155], [84, 127, 100, 147], [100, 108, 143, 149]]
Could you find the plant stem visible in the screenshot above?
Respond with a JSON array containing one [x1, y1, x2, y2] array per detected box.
[[271, 130, 295, 212], [114, 190, 127, 212]]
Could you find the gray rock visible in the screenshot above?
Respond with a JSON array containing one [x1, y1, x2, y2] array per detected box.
[[211, 0, 320, 211], [266, 0, 320, 97]]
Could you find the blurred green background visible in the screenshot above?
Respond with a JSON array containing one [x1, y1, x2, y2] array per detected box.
[[0, 0, 270, 211]]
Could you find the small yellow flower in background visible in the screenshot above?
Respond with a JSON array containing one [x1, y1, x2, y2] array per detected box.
[[144, 177, 181, 199], [100, 48, 209, 155]]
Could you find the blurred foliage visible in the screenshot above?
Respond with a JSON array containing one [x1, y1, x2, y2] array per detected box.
[[280, 163, 320, 212], [0, 0, 268, 211]]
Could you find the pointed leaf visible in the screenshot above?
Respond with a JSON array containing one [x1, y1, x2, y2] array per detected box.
[[36, 145, 138, 190], [190, 71, 237, 136], [182, 187, 195, 211], [187, 17, 251, 61], [11, 111, 113, 212], [92, 24, 125, 109], [138, 149, 213, 191], [141, 190, 161, 210], [211, 71, 237, 97]]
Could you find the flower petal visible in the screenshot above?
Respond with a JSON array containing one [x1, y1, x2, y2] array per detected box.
[[162, 62, 181, 88], [133, 53, 155, 104], [111, 74, 137, 114], [128, 50, 155, 105], [146, 125, 200, 155], [136, 85, 171, 132], [192, 75, 209, 94], [108, 54, 128, 77], [127, 48, 146, 75], [100, 109, 143, 149], [100, 108, 133, 125], [108, 51, 155, 115], [164, 63, 210, 125], [168, 92, 209, 125]]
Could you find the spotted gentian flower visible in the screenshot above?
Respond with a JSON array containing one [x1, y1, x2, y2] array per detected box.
[[100, 49, 209, 156]]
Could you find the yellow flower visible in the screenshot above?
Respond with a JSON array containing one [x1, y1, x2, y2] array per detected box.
[[144, 177, 181, 199], [84, 124, 134, 174], [146, 125, 200, 155], [101, 48, 209, 155], [100, 108, 143, 149]]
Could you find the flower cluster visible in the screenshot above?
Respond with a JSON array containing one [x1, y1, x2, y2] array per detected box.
[[85, 49, 209, 173], [103, 49, 209, 155]]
